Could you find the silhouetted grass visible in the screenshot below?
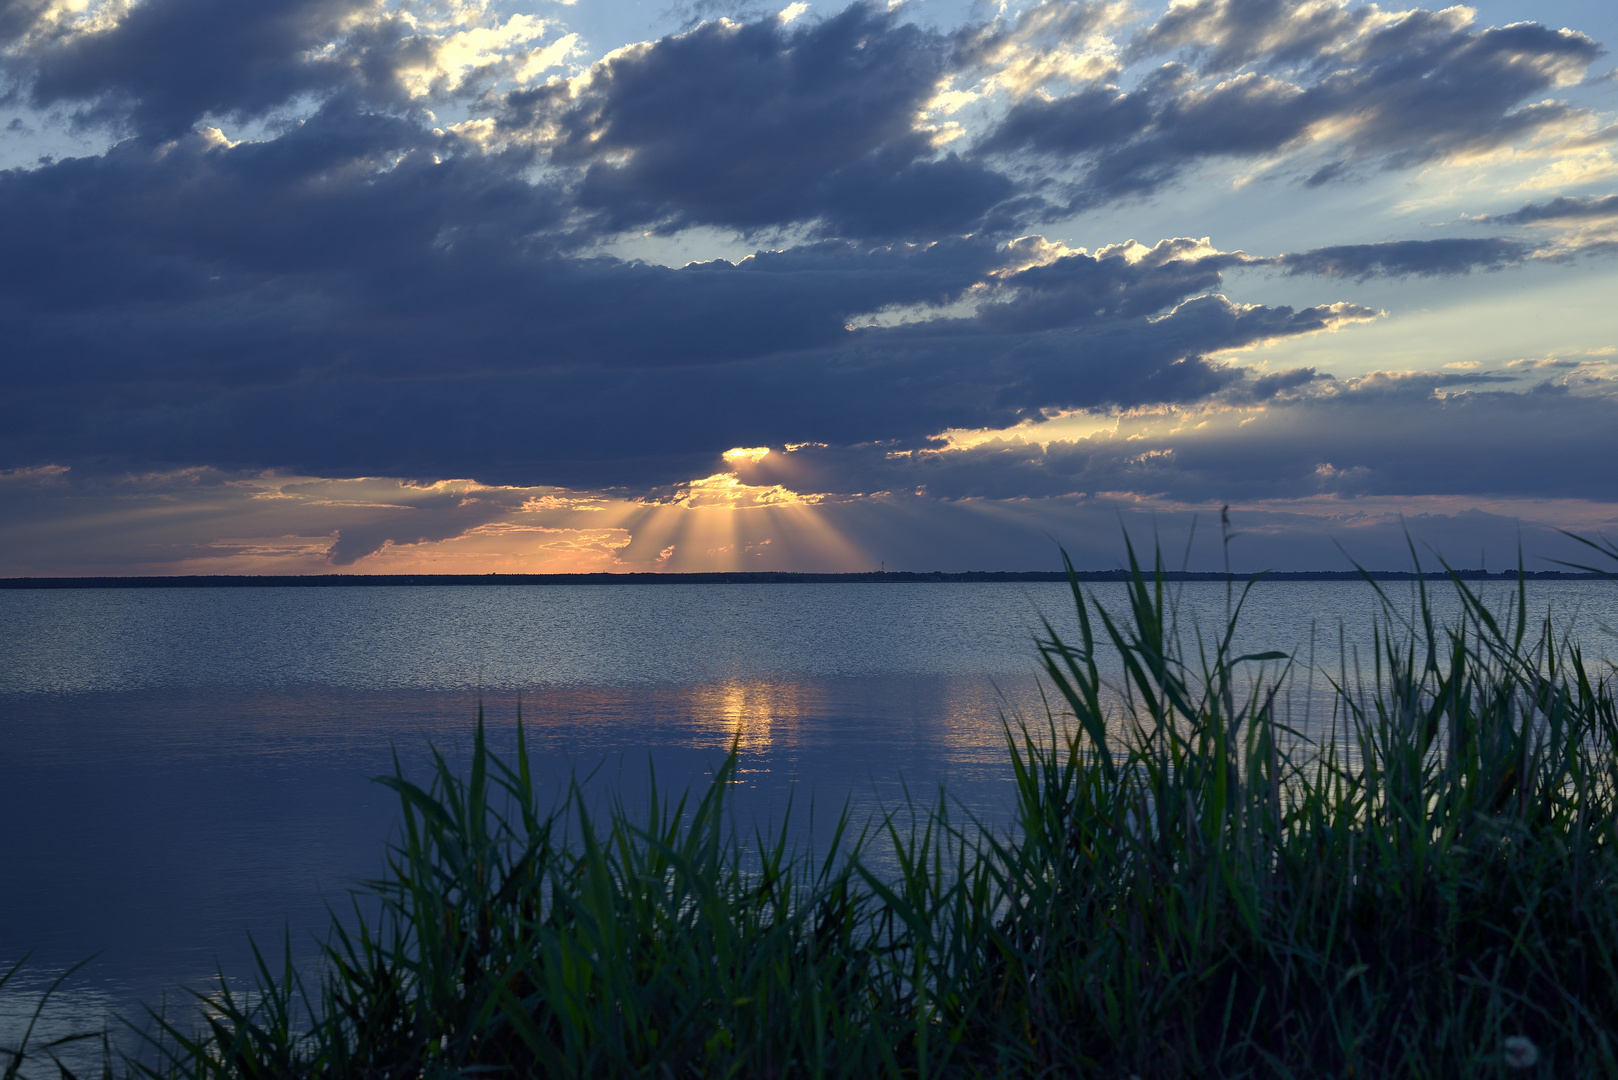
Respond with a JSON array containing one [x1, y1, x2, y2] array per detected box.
[[10, 544, 1618, 1077], [1, 958, 110, 1080]]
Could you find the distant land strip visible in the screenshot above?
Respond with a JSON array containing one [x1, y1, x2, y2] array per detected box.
[[0, 570, 1606, 588]]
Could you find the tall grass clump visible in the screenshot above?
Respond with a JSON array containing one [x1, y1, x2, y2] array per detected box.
[[106, 546, 1618, 1078], [1, 958, 112, 1080], [962, 548, 1618, 1076]]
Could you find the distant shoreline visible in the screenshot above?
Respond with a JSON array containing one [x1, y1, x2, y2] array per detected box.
[[0, 569, 1606, 588]]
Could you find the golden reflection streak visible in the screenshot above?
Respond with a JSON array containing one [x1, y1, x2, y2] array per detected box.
[[678, 675, 1050, 801], [684, 679, 809, 779]]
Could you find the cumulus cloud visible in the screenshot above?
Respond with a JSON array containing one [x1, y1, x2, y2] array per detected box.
[[2, 0, 581, 137], [493, 3, 1016, 237], [951, 0, 1132, 101], [983, 0, 1603, 206]]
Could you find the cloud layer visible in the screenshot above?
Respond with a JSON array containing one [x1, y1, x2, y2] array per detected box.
[[1, 0, 1616, 570]]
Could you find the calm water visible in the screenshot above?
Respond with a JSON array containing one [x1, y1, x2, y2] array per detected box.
[[4, 580, 1617, 1049]]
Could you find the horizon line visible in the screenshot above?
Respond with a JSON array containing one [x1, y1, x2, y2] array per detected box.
[[0, 569, 1606, 589]]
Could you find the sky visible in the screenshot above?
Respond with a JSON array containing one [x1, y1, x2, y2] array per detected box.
[[1, 0, 1616, 575]]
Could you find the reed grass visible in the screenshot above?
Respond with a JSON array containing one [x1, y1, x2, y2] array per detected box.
[[10, 543, 1618, 1077]]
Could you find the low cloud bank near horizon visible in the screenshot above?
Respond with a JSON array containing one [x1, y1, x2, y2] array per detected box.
[[2, 464, 1615, 578]]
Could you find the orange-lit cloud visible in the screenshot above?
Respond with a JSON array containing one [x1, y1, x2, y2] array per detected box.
[[0, 460, 877, 576], [3, 457, 1617, 577]]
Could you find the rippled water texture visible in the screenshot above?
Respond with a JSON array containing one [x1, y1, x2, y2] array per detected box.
[[3, 580, 1616, 1046]]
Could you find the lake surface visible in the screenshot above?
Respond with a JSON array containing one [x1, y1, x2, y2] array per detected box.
[[4, 579, 1617, 1053]]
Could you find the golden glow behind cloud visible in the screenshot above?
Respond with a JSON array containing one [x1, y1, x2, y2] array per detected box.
[[0, 462, 875, 575]]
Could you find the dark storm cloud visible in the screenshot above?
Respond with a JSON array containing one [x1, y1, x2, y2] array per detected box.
[[18, 0, 367, 136], [0, 115, 1025, 381], [0, 100, 1538, 493], [984, 3, 1601, 205], [6, 0, 1604, 233], [498, 3, 1014, 237], [1, 0, 426, 137], [963, 237, 1238, 333], [0, 216, 1370, 488], [0, 0, 566, 139], [490, 0, 1600, 235], [0, 41, 1399, 495]]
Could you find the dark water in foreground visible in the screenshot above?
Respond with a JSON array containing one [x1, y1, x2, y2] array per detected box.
[[3, 580, 1616, 1050]]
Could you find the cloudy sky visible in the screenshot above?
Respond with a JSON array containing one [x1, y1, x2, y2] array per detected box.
[[1, 0, 1615, 574]]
